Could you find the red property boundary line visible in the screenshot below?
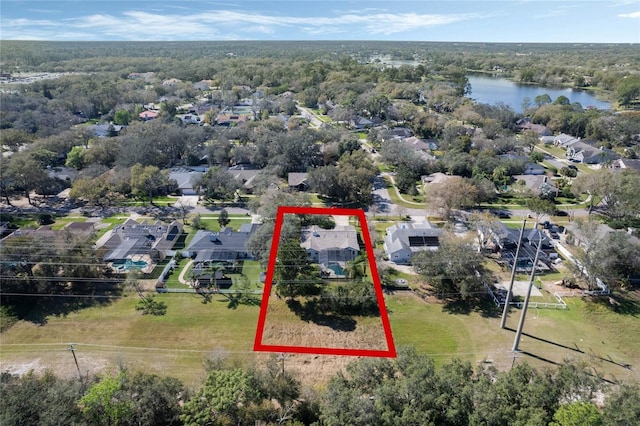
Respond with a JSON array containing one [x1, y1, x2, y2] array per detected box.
[[253, 205, 397, 358]]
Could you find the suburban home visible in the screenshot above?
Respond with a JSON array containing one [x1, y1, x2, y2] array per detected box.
[[96, 218, 183, 264], [215, 113, 250, 126], [227, 165, 261, 193], [186, 224, 260, 275], [383, 221, 443, 264], [421, 172, 454, 186], [499, 154, 544, 175], [384, 127, 413, 140], [287, 172, 309, 191], [91, 123, 124, 137], [611, 158, 640, 172], [498, 225, 554, 272], [552, 133, 581, 148], [401, 137, 437, 160], [168, 166, 206, 196], [1, 221, 95, 243], [516, 118, 551, 136], [511, 175, 556, 198], [566, 141, 618, 164], [139, 110, 158, 121], [351, 116, 374, 129], [300, 225, 360, 268]]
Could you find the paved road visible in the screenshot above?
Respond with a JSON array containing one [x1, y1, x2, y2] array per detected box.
[[296, 105, 324, 128]]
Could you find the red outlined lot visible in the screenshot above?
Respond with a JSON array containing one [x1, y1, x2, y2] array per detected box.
[[253, 206, 397, 357]]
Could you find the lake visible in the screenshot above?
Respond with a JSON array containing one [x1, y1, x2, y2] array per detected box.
[[466, 74, 611, 113]]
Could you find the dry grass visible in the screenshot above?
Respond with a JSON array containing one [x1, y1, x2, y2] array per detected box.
[[260, 299, 389, 351]]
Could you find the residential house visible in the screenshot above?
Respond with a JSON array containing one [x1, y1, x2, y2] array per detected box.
[[97, 219, 183, 262], [499, 154, 544, 175], [1, 221, 95, 243], [516, 118, 551, 136], [300, 225, 359, 267], [287, 172, 309, 191], [401, 137, 437, 160], [611, 158, 640, 173], [91, 123, 124, 137], [566, 141, 618, 164], [227, 165, 260, 194], [162, 78, 182, 86], [139, 110, 159, 121], [351, 116, 374, 129], [193, 80, 213, 91], [421, 172, 454, 186], [383, 221, 442, 264], [552, 133, 581, 148], [168, 166, 206, 196], [186, 223, 260, 273], [215, 113, 250, 126], [511, 175, 557, 198], [383, 127, 413, 140]]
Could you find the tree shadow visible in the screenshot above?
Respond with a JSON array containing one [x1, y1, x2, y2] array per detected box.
[[441, 294, 502, 318], [286, 299, 357, 332], [10, 283, 121, 326], [220, 291, 261, 309], [588, 292, 640, 317]]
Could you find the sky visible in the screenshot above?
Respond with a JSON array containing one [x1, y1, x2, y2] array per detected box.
[[1, 1, 638, 43]]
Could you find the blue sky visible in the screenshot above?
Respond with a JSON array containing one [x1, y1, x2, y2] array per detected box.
[[1, 1, 638, 43]]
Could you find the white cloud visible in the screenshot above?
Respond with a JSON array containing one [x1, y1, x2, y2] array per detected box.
[[0, 8, 482, 40], [618, 11, 640, 18]]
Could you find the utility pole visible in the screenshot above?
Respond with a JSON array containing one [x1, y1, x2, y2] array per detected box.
[[278, 352, 286, 375], [500, 219, 527, 329], [68, 343, 82, 380], [512, 235, 542, 352]]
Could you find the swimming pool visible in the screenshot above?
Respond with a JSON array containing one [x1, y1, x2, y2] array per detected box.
[[327, 262, 345, 276], [112, 259, 148, 271]]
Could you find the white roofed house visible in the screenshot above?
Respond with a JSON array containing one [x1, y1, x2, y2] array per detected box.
[[300, 226, 360, 275], [383, 221, 443, 265]]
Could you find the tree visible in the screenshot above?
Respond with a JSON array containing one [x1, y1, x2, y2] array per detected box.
[[113, 109, 130, 125], [617, 75, 640, 107], [526, 197, 557, 228], [587, 229, 640, 289], [602, 383, 640, 426], [217, 208, 230, 228], [180, 368, 261, 426], [79, 373, 134, 426], [65, 145, 86, 170], [534, 94, 552, 106], [6, 153, 49, 204], [412, 233, 492, 301], [130, 163, 169, 205], [551, 401, 603, 426], [0, 371, 84, 425], [194, 167, 240, 202], [469, 212, 507, 253], [273, 238, 320, 299], [426, 176, 479, 219]]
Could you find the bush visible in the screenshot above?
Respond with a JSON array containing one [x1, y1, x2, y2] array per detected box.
[[37, 213, 54, 225]]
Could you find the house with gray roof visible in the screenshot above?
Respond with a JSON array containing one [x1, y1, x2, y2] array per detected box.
[[566, 141, 619, 164], [168, 166, 206, 195], [511, 174, 556, 198], [383, 221, 442, 265], [612, 158, 640, 172], [300, 225, 359, 266], [97, 218, 183, 262], [287, 172, 309, 191], [552, 133, 581, 147], [186, 223, 260, 273]]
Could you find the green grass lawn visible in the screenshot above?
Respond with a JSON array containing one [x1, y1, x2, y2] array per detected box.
[[2, 283, 639, 388]]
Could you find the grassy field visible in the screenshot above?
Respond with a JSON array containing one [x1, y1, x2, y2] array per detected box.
[[2, 280, 639, 390]]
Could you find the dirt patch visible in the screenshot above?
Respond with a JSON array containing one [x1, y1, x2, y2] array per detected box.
[[260, 300, 390, 352]]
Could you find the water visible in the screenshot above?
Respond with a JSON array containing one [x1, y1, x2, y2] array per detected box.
[[112, 258, 148, 271], [466, 74, 611, 113]]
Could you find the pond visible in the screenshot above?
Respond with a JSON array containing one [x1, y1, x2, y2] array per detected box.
[[466, 74, 611, 113]]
